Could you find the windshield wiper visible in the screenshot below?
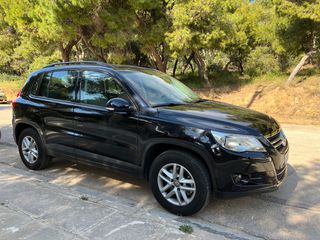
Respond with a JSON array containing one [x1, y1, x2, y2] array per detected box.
[[153, 99, 207, 107], [191, 99, 207, 103], [152, 102, 187, 108]]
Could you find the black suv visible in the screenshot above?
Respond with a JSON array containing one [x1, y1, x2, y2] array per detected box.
[[12, 61, 288, 215]]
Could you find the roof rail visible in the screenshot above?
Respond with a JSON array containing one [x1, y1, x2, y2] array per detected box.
[[43, 61, 113, 68]]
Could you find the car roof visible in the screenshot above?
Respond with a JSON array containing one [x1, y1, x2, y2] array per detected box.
[[41, 61, 154, 72], [29, 61, 158, 81]]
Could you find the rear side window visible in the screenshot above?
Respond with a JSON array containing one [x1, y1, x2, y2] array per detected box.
[[38, 70, 77, 101]]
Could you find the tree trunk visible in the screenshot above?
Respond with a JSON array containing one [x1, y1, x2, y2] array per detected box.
[[149, 46, 167, 72], [59, 38, 80, 62], [193, 51, 210, 86], [80, 32, 106, 62], [238, 60, 244, 74], [60, 46, 70, 62], [223, 60, 232, 72], [182, 54, 194, 74], [287, 50, 317, 85], [173, 58, 178, 77], [75, 43, 85, 61]]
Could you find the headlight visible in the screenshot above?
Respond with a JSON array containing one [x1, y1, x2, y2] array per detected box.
[[211, 131, 266, 152]]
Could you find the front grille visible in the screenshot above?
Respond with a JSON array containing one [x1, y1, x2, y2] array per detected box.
[[266, 130, 287, 153]]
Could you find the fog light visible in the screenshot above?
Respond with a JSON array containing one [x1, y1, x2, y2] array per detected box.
[[233, 174, 242, 184], [232, 174, 249, 185], [211, 144, 221, 156]]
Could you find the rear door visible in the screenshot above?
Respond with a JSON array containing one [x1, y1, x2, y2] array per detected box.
[[30, 69, 78, 158]]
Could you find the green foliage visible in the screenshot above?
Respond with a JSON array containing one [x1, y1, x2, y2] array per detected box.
[[274, 0, 320, 54], [176, 72, 205, 88], [219, 1, 254, 67], [245, 47, 280, 76], [28, 51, 61, 72], [166, 0, 227, 56], [0, 73, 21, 82], [177, 69, 251, 88], [179, 224, 193, 234], [211, 71, 251, 88], [0, 0, 319, 86]]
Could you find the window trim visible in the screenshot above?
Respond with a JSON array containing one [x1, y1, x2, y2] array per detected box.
[[29, 94, 78, 107]]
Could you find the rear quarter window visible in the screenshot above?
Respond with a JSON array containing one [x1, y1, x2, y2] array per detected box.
[[19, 73, 41, 97], [30, 73, 44, 96]]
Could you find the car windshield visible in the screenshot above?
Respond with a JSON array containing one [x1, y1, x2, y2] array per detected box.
[[119, 69, 201, 107]]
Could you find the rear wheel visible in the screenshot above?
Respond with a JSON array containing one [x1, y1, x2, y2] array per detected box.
[[149, 150, 211, 216], [18, 128, 51, 170]]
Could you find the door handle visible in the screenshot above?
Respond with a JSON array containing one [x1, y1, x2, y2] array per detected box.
[[74, 116, 81, 120]]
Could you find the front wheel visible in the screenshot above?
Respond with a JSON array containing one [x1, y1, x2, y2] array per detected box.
[[149, 150, 211, 216]]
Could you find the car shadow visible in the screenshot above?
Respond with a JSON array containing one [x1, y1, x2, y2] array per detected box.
[[44, 157, 154, 206]]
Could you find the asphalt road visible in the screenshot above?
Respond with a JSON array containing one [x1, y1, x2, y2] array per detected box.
[[1, 104, 320, 240]]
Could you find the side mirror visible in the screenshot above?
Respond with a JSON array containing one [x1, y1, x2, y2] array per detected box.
[[106, 98, 132, 113]]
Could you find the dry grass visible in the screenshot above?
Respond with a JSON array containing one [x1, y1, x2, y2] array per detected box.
[[195, 76, 320, 125], [0, 79, 24, 101]]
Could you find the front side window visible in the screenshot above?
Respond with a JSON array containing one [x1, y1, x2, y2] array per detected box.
[[38, 70, 77, 101], [79, 70, 128, 107]]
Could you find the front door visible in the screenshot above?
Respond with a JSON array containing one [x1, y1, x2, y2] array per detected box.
[[73, 70, 139, 172]]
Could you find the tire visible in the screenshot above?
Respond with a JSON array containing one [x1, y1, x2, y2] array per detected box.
[[18, 128, 51, 170], [149, 150, 211, 216]]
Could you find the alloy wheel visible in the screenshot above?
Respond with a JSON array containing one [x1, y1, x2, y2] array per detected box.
[[157, 163, 196, 206], [21, 136, 38, 164]]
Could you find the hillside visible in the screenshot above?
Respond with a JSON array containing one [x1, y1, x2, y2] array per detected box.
[[196, 76, 320, 125]]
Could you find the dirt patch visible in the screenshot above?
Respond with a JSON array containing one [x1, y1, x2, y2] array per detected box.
[[195, 76, 320, 125]]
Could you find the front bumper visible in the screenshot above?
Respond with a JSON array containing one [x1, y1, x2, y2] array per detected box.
[[215, 164, 287, 197], [211, 137, 289, 197]]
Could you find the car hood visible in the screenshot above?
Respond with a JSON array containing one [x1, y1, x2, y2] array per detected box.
[[157, 100, 280, 136]]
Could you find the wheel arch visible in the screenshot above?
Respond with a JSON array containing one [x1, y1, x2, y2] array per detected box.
[[14, 120, 45, 145], [142, 140, 217, 189]]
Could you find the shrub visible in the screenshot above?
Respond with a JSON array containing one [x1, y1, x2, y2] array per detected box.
[[245, 47, 280, 76], [0, 73, 21, 82]]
